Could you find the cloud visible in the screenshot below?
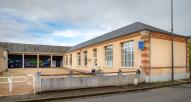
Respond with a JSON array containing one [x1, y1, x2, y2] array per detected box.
[[53, 29, 82, 38], [53, 28, 107, 39], [0, 0, 190, 46]]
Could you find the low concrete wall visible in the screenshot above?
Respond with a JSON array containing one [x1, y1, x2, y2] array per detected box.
[[35, 73, 145, 92], [148, 72, 190, 82]]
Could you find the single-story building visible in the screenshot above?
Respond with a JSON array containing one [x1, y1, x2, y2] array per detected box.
[[0, 22, 190, 82], [0, 43, 70, 71]]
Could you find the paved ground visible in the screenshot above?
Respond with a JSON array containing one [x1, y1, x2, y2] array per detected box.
[[0, 68, 69, 96], [0, 68, 85, 96], [0, 68, 70, 77], [46, 83, 191, 102]]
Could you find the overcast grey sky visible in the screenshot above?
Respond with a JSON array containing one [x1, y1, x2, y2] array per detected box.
[[0, 0, 190, 46]]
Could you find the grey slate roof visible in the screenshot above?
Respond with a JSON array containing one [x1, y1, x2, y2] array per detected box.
[[0, 42, 71, 53], [0, 22, 188, 53], [68, 22, 187, 51]]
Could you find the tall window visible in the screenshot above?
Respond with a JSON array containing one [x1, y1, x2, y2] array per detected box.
[[77, 52, 81, 66], [69, 54, 72, 65], [83, 51, 88, 66], [66, 55, 68, 65], [121, 41, 134, 67], [93, 49, 97, 66], [105, 45, 113, 67]]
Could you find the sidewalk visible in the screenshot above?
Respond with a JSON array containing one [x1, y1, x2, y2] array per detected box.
[[0, 80, 191, 102]]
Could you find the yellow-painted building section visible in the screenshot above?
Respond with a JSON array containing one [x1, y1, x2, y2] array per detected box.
[[64, 30, 188, 80], [65, 33, 142, 72], [0, 30, 189, 82], [150, 38, 187, 76]]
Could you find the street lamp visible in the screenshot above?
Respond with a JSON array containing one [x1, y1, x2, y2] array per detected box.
[[171, 0, 174, 81]]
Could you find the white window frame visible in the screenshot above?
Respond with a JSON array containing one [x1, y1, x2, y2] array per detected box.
[[121, 41, 134, 68], [65, 55, 68, 66], [83, 51, 88, 66], [93, 49, 97, 67], [77, 52, 81, 66], [69, 54, 72, 65], [105, 45, 113, 67]]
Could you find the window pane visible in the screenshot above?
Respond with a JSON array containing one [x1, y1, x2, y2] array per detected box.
[[121, 41, 134, 67], [83, 51, 88, 66], [105, 45, 113, 67]]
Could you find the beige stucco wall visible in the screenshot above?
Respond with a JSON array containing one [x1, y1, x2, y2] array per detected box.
[[174, 41, 186, 66], [150, 38, 187, 76], [64, 31, 188, 81], [150, 38, 186, 67], [64, 33, 142, 72], [150, 38, 172, 67], [0, 48, 7, 73]]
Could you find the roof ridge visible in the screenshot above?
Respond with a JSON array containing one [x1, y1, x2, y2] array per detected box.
[[0, 42, 71, 47], [68, 22, 186, 51], [134, 22, 171, 33], [0, 42, 71, 53]]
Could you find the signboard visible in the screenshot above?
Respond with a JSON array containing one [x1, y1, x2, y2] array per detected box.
[[138, 40, 144, 50]]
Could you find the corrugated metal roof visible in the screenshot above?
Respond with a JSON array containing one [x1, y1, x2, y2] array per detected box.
[[0, 42, 71, 53], [68, 22, 187, 51]]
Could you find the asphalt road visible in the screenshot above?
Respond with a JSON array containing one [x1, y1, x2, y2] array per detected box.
[[46, 83, 191, 102]]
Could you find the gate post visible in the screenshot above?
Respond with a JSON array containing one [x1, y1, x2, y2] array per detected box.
[[35, 72, 41, 93]]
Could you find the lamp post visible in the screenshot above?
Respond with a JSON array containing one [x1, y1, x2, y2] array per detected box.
[[171, 0, 174, 81]]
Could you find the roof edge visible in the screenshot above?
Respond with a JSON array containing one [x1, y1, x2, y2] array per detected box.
[[67, 29, 189, 52]]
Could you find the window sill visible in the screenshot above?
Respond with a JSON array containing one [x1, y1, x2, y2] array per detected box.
[[120, 67, 134, 69], [104, 66, 113, 68], [80, 65, 88, 67]]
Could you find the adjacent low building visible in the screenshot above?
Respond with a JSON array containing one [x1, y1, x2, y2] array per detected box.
[[0, 43, 70, 71], [0, 22, 190, 82]]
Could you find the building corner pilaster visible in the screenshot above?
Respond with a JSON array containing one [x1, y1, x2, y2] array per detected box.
[[140, 30, 150, 77]]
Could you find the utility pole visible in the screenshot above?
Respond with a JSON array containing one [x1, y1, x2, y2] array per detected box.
[[171, 0, 174, 81]]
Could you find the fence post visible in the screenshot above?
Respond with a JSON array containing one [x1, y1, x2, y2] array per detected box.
[[69, 70, 73, 78], [134, 69, 141, 85], [118, 70, 122, 76], [35, 72, 41, 93], [96, 70, 100, 76]]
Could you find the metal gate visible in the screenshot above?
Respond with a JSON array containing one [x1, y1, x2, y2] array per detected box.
[[0, 74, 35, 96]]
